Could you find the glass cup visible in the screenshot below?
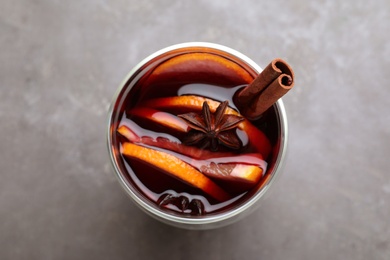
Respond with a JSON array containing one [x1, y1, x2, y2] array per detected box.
[[107, 42, 288, 229]]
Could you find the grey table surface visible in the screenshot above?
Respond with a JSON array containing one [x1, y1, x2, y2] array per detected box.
[[1, 0, 389, 259]]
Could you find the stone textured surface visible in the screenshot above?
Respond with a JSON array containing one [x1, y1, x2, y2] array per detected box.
[[1, 0, 389, 259]]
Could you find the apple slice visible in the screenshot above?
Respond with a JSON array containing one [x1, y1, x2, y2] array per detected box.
[[198, 163, 264, 192], [141, 95, 272, 158], [121, 142, 231, 202], [118, 125, 234, 159], [196, 161, 264, 183], [118, 124, 141, 142]]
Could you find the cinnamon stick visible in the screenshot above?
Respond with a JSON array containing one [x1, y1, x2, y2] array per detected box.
[[235, 58, 294, 120]]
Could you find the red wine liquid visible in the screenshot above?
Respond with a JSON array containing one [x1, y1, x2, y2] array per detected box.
[[110, 53, 280, 216]]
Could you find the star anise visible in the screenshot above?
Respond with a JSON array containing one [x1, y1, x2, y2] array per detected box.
[[178, 100, 244, 151]]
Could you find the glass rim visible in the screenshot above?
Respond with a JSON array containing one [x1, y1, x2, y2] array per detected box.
[[106, 42, 288, 227]]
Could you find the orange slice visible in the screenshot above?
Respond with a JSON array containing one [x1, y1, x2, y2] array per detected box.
[[143, 96, 227, 115], [121, 142, 231, 202], [129, 107, 190, 133], [143, 52, 254, 87], [118, 125, 266, 186], [142, 95, 272, 158]]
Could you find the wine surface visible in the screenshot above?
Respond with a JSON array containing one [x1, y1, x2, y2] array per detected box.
[[111, 52, 280, 215]]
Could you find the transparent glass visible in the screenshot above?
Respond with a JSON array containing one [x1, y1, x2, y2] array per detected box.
[[107, 42, 288, 229]]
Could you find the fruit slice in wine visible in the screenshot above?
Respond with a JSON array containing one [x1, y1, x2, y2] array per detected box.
[[121, 142, 231, 202]]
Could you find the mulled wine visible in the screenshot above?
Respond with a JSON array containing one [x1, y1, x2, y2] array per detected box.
[[109, 47, 282, 219]]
